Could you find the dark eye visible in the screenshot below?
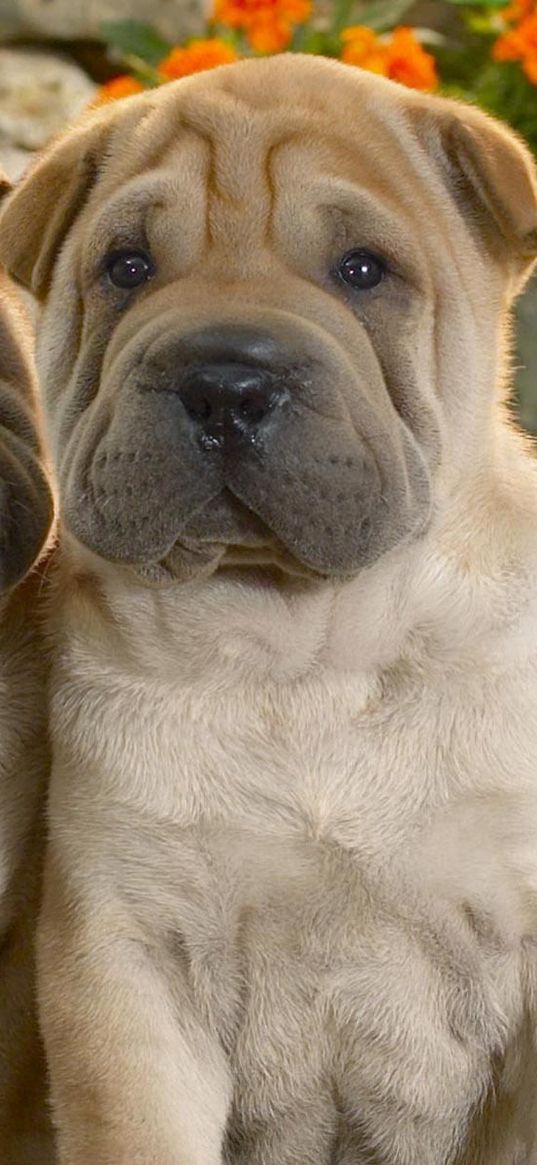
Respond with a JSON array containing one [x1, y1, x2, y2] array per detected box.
[[336, 249, 386, 291], [106, 251, 154, 290]]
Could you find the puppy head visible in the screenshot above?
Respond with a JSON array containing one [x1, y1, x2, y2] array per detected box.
[[0, 170, 53, 591], [0, 57, 534, 584]]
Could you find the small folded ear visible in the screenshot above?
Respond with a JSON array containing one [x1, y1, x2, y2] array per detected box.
[[0, 112, 114, 299], [422, 99, 537, 271]]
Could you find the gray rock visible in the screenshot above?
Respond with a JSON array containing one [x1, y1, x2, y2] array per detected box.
[[0, 0, 207, 44], [0, 144, 33, 182], [0, 49, 96, 152]]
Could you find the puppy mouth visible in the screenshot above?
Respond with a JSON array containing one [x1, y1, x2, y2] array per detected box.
[[138, 493, 320, 584], [183, 492, 327, 577], [219, 544, 318, 578], [165, 537, 318, 583], [136, 541, 317, 586]]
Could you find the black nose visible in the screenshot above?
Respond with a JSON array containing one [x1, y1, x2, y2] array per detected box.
[[180, 363, 281, 445]]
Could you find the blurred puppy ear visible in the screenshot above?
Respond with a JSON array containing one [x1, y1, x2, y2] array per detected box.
[[0, 113, 114, 299], [0, 273, 54, 590], [422, 99, 537, 273], [0, 168, 11, 202]]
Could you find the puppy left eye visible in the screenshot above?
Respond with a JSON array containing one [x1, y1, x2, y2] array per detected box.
[[106, 251, 154, 290], [336, 249, 386, 291]]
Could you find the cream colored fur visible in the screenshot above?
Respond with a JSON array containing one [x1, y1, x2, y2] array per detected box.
[[1, 54, 537, 1164], [42, 507, 537, 1163]]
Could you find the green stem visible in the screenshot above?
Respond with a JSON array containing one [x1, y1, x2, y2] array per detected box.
[[124, 53, 163, 85], [332, 0, 358, 34]]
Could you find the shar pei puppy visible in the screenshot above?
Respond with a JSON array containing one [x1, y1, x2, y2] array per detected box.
[[0, 176, 54, 1164], [1, 53, 537, 1165]]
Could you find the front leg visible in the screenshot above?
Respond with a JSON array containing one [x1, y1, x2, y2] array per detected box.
[[38, 851, 232, 1165], [330, 904, 537, 1165]]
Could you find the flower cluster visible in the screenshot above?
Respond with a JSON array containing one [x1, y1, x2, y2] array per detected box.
[[214, 0, 311, 52], [95, 0, 439, 105], [94, 0, 537, 140], [341, 25, 437, 91], [95, 75, 145, 102], [95, 37, 239, 103], [493, 0, 537, 85], [159, 38, 238, 79]]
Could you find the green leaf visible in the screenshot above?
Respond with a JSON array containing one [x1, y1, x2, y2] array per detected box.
[[100, 20, 173, 67], [292, 25, 339, 53], [206, 22, 243, 48], [123, 54, 163, 86], [332, 0, 358, 32], [358, 0, 417, 31], [442, 0, 506, 7]]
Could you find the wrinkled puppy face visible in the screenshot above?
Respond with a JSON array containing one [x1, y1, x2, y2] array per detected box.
[[0, 57, 535, 584], [0, 268, 53, 592]]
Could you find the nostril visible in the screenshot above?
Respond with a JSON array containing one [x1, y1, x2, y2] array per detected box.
[[238, 395, 272, 424], [184, 395, 213, 423], [179, 361, 281, 440]]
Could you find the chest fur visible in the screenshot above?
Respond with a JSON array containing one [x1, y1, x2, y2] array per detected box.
[[51, 652, 537, 936], [48, 638, 537, 1155]]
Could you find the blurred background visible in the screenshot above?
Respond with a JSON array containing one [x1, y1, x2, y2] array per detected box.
[[0, 0, 535, 429]]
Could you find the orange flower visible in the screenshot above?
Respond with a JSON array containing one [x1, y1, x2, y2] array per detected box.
[[493, 25, 528, 59], [384, 27, 438, 90], [159, 38, 239, 79], [341, 25, 437, 91], [214, 0, 310, 52], [341, 26, 387, 73], [500, 0, 533, 22], [247, 14, 293, 51], [215, 0, 309, 26], [92, 75, 145, 105], [493, 7, 537, 82]]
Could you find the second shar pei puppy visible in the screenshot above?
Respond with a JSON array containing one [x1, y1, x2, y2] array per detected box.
[[0, 175, 54, 1164], [1, 54, 537, 1164]]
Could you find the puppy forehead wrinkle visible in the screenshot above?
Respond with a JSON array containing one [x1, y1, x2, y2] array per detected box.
[[91, 65, 460, 257], [86, 140, 210, 254], [183, 106, 277, 214], [91, 101, 163, 194], [126, 66, 388, 195]]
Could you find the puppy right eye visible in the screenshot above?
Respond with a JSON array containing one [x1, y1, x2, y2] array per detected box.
[[106, 251, 154, 290], [335, 249, 386, 292]]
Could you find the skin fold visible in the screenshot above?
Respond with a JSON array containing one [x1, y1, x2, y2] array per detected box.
[[0, 55, 537, 1163]]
